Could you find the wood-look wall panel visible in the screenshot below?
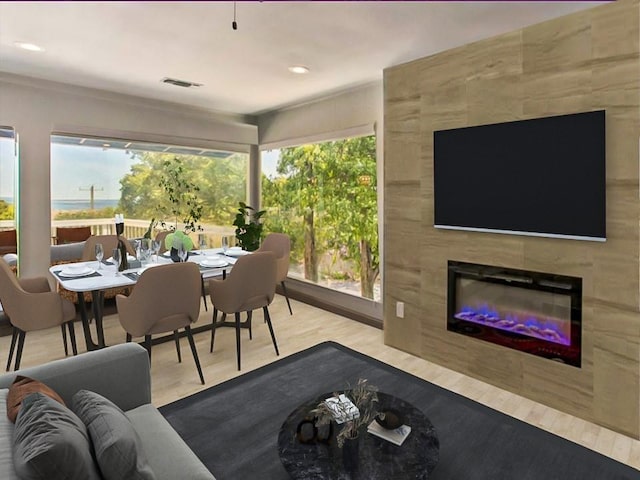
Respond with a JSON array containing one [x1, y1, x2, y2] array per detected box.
[[522, 11, 593, 73], [592, 58, 640, 111], [464, 31, 523, 81], [593, 346, 640, 436], [590, 0, 640, 58], [521, 361, 593, 417], [384, 181, 422, 222], [383, 0, 640, 438], [466, 75, 523, 125], [604, 183, 640, 242], [520, 69, 593, 116], [601, 115, 640, 181]]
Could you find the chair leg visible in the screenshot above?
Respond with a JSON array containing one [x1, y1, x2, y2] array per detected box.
[[14, 330, 26, 371], [174, 330, 182, 363], [247, 310, 253, 340], [144, 335, 152, 361], [126, 333, 132, 343], [210, 308, 218, 353], [235, 311, 242, 371], [61, 325, 68, 356], [281, 281, 293, 315], [67, 321, 78, 356], [185, 325, 205, 385], [201, 277, 208, 312], [6, 327, 18, 372], [263, 306, 279, 356]]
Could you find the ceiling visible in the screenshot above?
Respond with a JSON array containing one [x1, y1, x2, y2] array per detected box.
[[0, 1, 604, 117]]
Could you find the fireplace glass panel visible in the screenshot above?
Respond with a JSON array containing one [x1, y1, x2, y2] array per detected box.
[[455, 278, 572, 346], [447, 261, 582, 367]]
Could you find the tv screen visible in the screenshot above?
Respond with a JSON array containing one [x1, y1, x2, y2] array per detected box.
[[433, 110, 606, 241]]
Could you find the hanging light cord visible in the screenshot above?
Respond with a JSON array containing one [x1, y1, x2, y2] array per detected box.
[[232, 2, 238, 30]]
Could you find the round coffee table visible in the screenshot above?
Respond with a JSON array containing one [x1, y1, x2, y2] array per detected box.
[[278, 391, 439, 479]]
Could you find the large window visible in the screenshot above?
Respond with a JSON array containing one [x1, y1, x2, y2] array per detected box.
[[261, 135, 379, 301], [0, 128, 16, 229], [50, 135, 248, 244]]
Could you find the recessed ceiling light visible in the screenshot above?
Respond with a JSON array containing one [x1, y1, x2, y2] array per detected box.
[[14, 42, 44, 52], [288, 65, 309, 74]]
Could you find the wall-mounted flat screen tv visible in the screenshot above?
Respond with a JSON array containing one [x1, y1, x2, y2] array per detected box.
[[433, 110, 606, 241]]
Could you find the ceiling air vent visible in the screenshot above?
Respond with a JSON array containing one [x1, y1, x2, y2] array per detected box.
[[161, 77, 203, 88]]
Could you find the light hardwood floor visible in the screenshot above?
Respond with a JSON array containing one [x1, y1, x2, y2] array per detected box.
[[2, 293, 639, 470]]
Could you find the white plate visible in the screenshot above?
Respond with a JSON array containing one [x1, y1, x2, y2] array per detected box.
[[60, 266, 95, 277], [200, 257, 228, 268], [224, 249, 249, 257], [107, 254, 136, 263]]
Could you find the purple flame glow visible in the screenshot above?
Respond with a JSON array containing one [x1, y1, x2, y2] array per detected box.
[[455, 304, 570, 346]]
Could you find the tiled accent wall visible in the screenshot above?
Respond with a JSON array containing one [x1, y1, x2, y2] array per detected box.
[[383, 0, 640, 438]]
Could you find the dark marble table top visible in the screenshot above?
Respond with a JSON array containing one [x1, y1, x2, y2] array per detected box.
[[277, 391, 440, 479]]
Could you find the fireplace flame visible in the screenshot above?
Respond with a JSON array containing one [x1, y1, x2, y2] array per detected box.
[[456, 304, 570, 346]]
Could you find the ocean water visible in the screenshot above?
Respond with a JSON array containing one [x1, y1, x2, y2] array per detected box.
[[1, 197, 119, 211], [52, 199, 119, 211]]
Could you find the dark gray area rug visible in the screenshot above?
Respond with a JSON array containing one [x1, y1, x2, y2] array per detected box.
[[159, 341, 639, 480]]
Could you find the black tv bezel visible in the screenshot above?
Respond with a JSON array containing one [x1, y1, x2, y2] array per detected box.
[[433, 110, 606, 242]]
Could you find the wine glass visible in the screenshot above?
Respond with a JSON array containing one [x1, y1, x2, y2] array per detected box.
[[95, 243, 104, 270], [221, 236, 229, 254], [140, 239, 151, 265], [178, 243, 188, 262], [151, 240, 161, 263], [112, 248, 121, 275]]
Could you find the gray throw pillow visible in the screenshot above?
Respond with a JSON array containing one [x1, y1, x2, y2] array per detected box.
[[13, 392, 102, 480], [72, 389, 156, 480]]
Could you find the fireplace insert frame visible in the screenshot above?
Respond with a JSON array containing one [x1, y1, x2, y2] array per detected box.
[[447, 261, 582, 367]]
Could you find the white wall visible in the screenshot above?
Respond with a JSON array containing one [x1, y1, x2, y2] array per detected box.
[[0, 72, 258, 275]]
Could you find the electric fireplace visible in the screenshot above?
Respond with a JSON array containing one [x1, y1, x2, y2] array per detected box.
[[447, 261, 582, 367]]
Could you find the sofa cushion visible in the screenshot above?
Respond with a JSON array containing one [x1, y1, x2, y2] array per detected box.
[[6, 375, 65, 423], [72, 389, 156, 480], [126, 403, 216, 479], [0, 389, 19, 480], [13, 392, 102, 480]]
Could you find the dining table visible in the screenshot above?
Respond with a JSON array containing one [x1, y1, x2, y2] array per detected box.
[[49, 248, 249, 351]]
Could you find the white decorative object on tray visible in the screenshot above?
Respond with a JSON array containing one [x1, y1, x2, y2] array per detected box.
[[324, 394, 360, 424], [367, 420, 412, 446]]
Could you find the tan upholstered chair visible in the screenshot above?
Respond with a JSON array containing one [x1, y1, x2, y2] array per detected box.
[[0, 258, 77, 371], [57, 235, 136, 309], [154, 230, 169, 254], [55, 226, 92, 245], [81, 234, 136, 261], [209, 251, 279, 370], [258, 233, 293, 315], [0, 229, 17, 255], [116, 262, 205, 384]]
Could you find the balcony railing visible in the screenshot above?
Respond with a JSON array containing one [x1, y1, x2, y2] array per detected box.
[[50, 218, 235, 248]]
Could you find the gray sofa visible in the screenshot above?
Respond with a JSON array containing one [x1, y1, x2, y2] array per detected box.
[[0, 343, 215, 480]]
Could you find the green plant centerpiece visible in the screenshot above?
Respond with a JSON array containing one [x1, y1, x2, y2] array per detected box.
[[311, 378, 379, 448], [157, 157, 203, 260], [233, 201, 266, 251]]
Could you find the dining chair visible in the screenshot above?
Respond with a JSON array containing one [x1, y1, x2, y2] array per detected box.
[[55, 226, 92, 245], [56, 235, 135, 320], [209, 251, 279, 370], [115, 262, 205, 384], [258, 233, 293, 315], [0, 258, 77, 371], [0, 229, 17, 255], [81, 234, 135, 261]]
